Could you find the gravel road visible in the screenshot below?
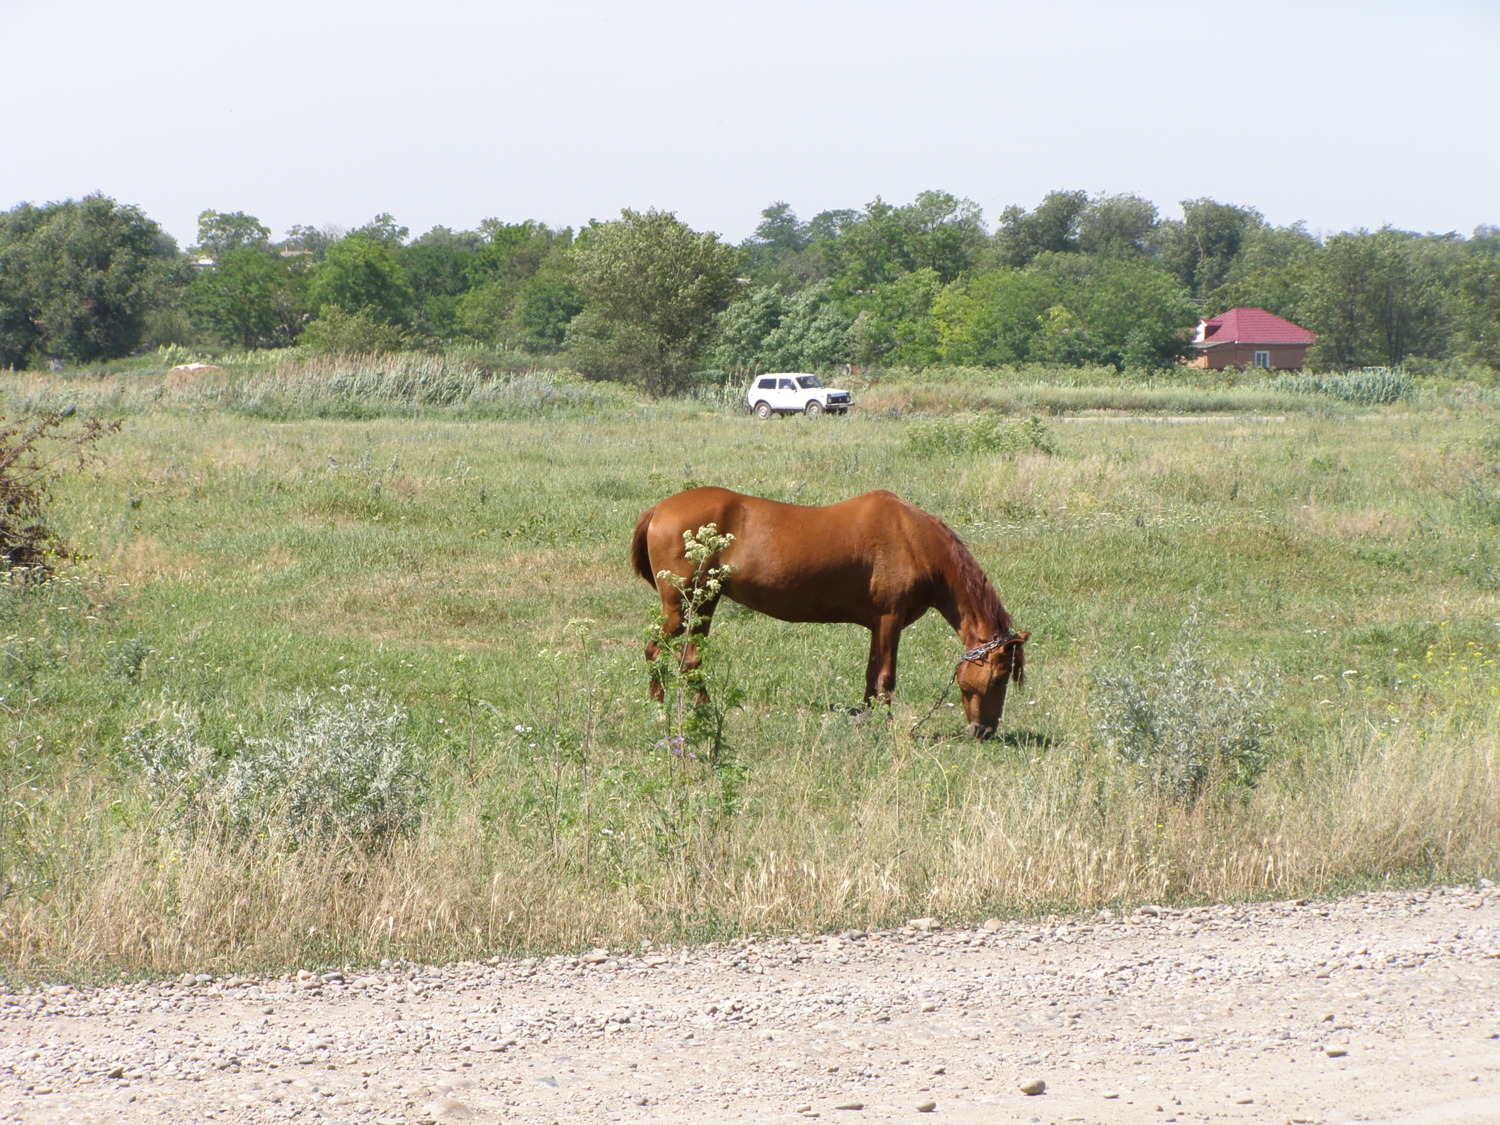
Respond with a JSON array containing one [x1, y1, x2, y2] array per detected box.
[[3, 886, 1497, 1125]]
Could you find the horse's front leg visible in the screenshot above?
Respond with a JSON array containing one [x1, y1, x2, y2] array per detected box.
[[864, 615, 903, 704]]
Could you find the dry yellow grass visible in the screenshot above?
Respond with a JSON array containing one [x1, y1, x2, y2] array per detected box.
[[3, 713, 1493, 977]]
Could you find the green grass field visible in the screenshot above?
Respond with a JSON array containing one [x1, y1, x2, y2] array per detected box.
[[1, 357, 1498, 979]]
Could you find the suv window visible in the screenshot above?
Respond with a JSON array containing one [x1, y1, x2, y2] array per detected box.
[[778, 379, 796, 390], [757, 377, 776, 389], [796, 376, 823, 389]]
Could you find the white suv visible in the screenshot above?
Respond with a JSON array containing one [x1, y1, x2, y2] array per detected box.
[[746, 373, 852, 419]]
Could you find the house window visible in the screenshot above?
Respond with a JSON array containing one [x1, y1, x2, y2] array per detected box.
[[1253, 350, 1271, 369]]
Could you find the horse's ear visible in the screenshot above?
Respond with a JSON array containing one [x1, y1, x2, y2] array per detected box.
[[1007, 631, 1029, 685]]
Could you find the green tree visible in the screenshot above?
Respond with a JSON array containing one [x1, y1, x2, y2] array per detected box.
[[1039, 253, 1197, 370], [834, 191, 987, 289], [567, 209, 742, 395], [750, 201, 807, 252], [473, 220, 570, 278], [1031, 303, 1093, 365], [187, 248, 308, 349], [1077, 193, 1159, 255], [192, 210, 272, 259], [457, 221, 576, 347], [739, 203, 860, 290], [0, 194, 179, 366], [1151, 198, 1264, 297], [515, 273, 584, 351], [991, 190, 1088, 267], [931, 255, 1194, 370], [1304, 228, 1447, 368], [846, 268, 945, 367], [759, 283, 855, 371], [401, 226, 484, 340], [741, 202, 823, 289], [932, 269, 1062, 366], [1453, 227, 1500, 368], [712, 281, 854, 372], [307, 233, 414, 328], [298, 306, 415, 354], [350, 213, 409, 247], [1205, 223, 1321, 327], [280, 224, 342, 260], [711, 285, 784, 372]]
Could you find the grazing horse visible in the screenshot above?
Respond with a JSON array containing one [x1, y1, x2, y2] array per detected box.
[[631, 487, 1028, 738]]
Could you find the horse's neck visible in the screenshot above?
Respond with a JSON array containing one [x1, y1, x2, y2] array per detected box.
[[932, 565, 1001, 648]]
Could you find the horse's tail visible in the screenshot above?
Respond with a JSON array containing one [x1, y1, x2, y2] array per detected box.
[[631, 506, 657, 586]]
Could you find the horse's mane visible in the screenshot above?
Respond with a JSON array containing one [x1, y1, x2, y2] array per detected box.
[[930, 513, 1012, 639]]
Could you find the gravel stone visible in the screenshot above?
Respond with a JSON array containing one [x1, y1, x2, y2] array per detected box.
[[1, 886, 1495, 1124]]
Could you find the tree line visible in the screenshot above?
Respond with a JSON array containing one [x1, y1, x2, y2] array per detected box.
[[2, 190, 1496, 392]]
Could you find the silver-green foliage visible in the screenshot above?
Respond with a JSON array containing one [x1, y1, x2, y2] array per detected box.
[[129, 686, 424, 844], [903, 412, 1055, 456], [130, 699, 216, 807], [1091, 615, 1272, 804]]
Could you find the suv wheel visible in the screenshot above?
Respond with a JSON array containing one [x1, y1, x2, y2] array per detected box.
[[804, 400, 824, 418], [754, 401, 773, 420]]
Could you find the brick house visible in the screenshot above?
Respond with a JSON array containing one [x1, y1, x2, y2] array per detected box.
[[1185, 307, 1317, 370]]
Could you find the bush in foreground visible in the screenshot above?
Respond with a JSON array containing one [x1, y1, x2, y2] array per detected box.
[[129, 685, 425, 847], [1091, 613, 1273, 804]]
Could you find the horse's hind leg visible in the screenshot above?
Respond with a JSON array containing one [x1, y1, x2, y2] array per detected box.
[[681, 595, 719, 705], [645, 585, 718, 705], [644, 588, 680, 703]]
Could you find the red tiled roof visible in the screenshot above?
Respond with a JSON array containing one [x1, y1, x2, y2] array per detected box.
[[1198, 307, 1317, 345]]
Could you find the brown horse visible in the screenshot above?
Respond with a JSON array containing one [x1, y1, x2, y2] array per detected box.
[[631, 487, 1028, 738]]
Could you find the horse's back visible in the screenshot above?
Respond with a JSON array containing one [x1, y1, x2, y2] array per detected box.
[[637, 487, 939, 625], [648, 485, 912, 526], [642, 487, 931, 559]]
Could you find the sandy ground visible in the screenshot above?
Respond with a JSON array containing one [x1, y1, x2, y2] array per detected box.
[[2, 885, 1497, 1125]]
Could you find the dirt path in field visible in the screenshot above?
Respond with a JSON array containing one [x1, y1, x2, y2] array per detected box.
[[3, 886, 1498, 1125]]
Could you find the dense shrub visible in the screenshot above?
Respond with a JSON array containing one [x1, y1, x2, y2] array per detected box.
[[129, 685, 426, 846], [1091, 613, 1272, 804], [300, 306, 419, 354], [0, 411, 119, 571], [903, 412, 1055, 456]]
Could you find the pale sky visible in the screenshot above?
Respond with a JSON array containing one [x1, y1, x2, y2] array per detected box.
[[3, 0, 1496, 248]]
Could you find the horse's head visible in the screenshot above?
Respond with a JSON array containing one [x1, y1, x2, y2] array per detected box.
[[956, 631, 1030, 739]]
